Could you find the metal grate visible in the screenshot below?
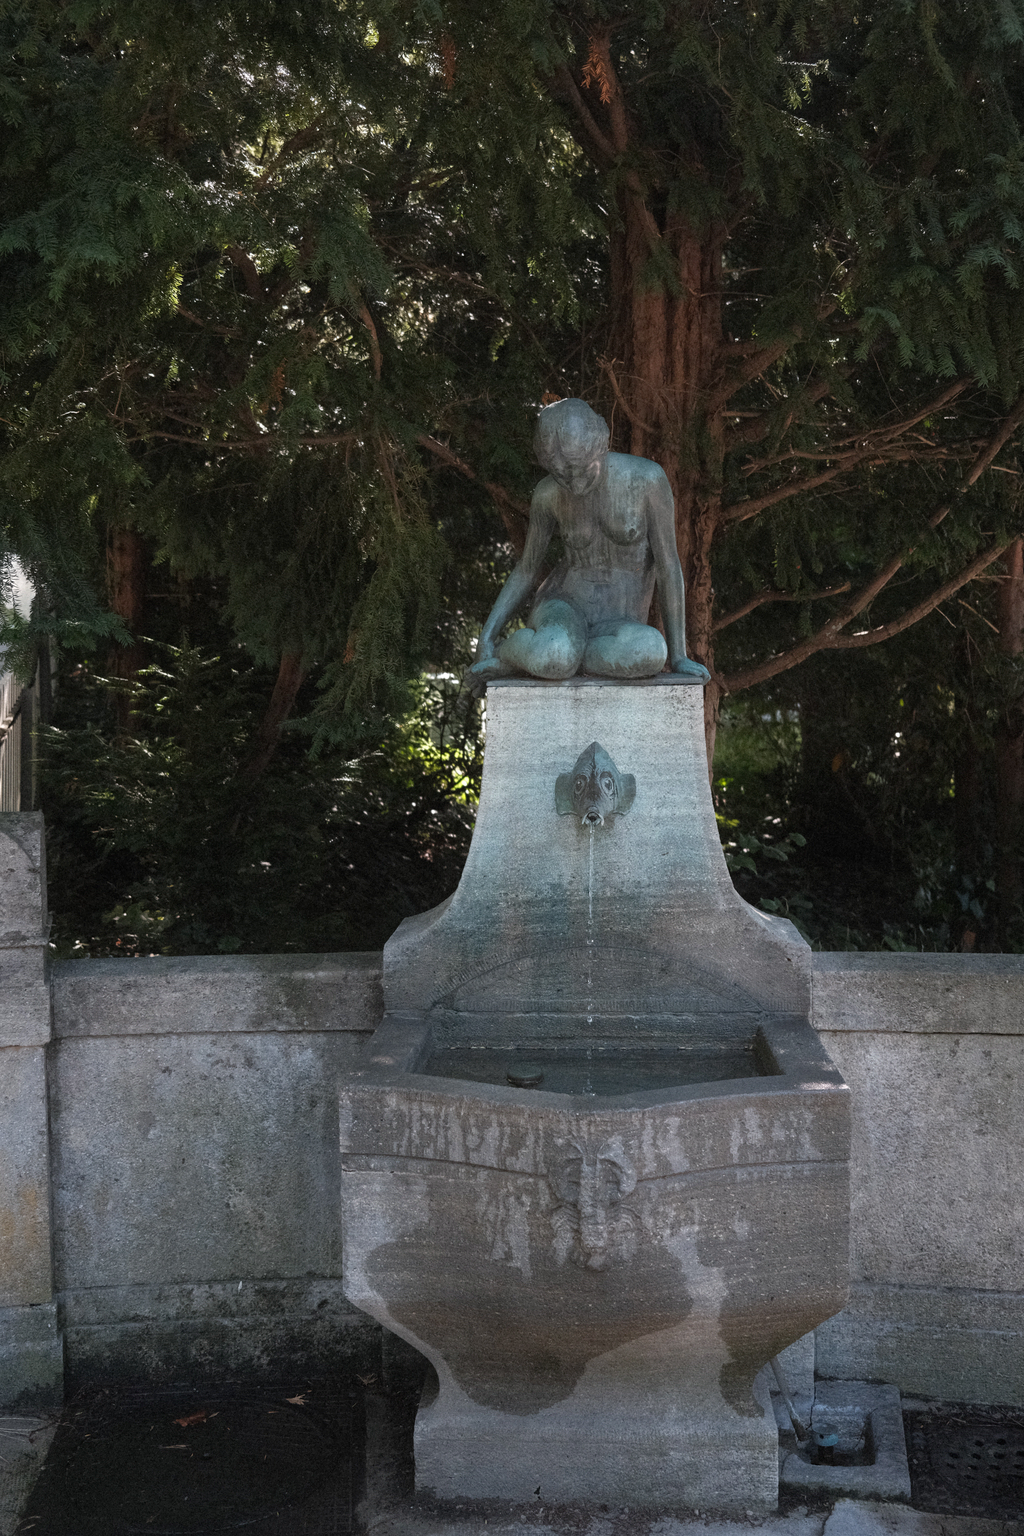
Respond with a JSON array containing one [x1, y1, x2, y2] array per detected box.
[[906, 1406, 1024, 1518], [18, 1380, 362, 1536]]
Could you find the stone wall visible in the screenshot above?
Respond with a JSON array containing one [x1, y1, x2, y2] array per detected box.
[[47, 952, 383, 1394], [814, 953, 1024, 1406], [2, 812, 1023, 1409], [0, 814, 61, 1411]]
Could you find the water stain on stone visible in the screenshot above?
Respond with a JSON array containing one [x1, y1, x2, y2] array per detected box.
[[366, 1179, 691, 1415]]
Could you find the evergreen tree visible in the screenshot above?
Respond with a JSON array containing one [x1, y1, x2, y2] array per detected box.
[[0, 0, 585, 743], [6, 0, 1024, 763], [423, 0, 1024, 754]]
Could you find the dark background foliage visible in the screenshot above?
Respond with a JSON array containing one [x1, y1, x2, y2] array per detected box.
[[6, 0, 1024, 956]]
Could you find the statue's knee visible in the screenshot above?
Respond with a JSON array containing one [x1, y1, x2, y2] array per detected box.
[[500, 624, 582, 679], [584, 625, 666, 678], [636, 626, 668, 672], [530, 625, 585, 678]]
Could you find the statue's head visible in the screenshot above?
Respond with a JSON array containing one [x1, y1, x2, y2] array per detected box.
[[534, 398, 610, 496]]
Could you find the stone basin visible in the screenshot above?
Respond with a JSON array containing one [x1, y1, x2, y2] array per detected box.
[[421, 1035, 768, 1095], [341, 1006, 848, 1513]]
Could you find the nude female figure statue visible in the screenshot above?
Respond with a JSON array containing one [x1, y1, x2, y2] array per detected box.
[[465, 398, 710, 693]]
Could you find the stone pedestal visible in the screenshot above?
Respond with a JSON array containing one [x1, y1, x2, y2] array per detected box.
[[341, 682, 850, 1513], [385, 679, 812, 1032], [0, 814, 62, 1410]]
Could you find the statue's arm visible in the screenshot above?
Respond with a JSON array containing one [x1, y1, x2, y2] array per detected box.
[[475, 491, 555, 661], [646, 469, 710, 681]]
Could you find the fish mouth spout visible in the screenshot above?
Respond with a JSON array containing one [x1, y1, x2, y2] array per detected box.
[[581, 809, 604, 827]]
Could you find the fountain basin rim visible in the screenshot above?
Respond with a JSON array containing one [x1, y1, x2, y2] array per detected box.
[[350, 1012, 847, 1113]]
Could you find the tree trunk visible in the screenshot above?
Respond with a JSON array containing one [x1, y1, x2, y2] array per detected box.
[[995, 538, 1024, 945], [954, 704, 983, 949], [606, 197, 726, 764], [106, 526, 147, 734], [238, 650, 308, 785]]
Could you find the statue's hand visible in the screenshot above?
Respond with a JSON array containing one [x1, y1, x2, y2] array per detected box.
[[671, 655, 711, 684], [463, 654, 505, 699]]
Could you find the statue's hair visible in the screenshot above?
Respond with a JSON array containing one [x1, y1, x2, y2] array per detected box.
[[534, 398, 610, 463]]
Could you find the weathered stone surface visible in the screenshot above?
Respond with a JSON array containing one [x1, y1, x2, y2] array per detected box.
[[0, 950, 50, 1051], [820, 1027, 1024, 1295], [0, 1305, 61, 1413], [51, 1031, 368, 1290], [0, 814, 47, 943], [51, 951, 383, 1038], [823, 1500, 1024, 1536], [816, 1283, 1024, 1407], [0, 1415, 58, 1533], [813, 954, 1024, 1400], [344, 680, 850, 1511], [0, 1049, 53, 1309], [0, 815, 49, 1049], [385, 682, 811, 1037], [814, 951, 1024, 1035], [59, 1279, 376, 1388], [366, 1517, 831, 1536], [343, 1023, 848, 1510]]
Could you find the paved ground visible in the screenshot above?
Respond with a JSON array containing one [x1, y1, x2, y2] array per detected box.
[[0, 1418, 57, 1536], [4, 1411, 1023, 1536], [365, 1506, 1024, 1536]]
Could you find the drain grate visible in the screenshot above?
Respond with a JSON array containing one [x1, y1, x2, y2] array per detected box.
[[905, 1406, 1024, 1518], [18, 1379, 362, 1536]]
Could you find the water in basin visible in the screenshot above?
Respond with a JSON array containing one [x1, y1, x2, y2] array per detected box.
[[421, 1039, 767, 1095]]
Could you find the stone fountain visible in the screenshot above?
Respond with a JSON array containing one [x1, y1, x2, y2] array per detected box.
[[339, 401, 850, 1514]]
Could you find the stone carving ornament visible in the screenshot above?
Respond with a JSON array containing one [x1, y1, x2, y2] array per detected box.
[[548, 1133, 640, 1270], [465, 398, 710, 694], [555, 741, 635, 827]]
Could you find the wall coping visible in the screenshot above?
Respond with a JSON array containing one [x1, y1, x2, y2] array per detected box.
[[38, 946, 1024, 1040], [812, 951, 1024, 1034], [50, 952, 383, 1038]]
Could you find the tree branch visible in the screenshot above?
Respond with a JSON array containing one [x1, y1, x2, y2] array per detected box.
[[715, 301, 838, 406], [225, 246, 264, 300], [257, 122, 324, 185], [595, 355, 658, 437], [724, 376, 834, 450], [417, 434, 530, 555], [358, 303, 382, 380], [713, 582, 852, 633], [831, 540, 1016, 650], [586, 29, 629, 155], [739, 377, 971, 476], [721, 392, 1024, 690], [238, 651, 308, 785], [722, 462, 857, 523], [547, 61, 617, 167]]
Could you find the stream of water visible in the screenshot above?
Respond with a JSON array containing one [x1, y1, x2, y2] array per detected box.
[[584, 824, 595, 1095]]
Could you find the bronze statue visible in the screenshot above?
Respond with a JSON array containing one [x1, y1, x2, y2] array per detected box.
[[466, 398, 710, 694]]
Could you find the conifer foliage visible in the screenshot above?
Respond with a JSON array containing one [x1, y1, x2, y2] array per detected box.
[[0, 0, 584, 733], [5, 0, 1024, 750], [5, 0, 1024, 746]]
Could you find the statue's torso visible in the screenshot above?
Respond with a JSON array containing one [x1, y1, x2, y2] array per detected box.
[[536, 453, 662, 625]]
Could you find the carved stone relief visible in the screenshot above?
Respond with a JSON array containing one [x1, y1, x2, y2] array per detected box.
[[547, 1133, 640, 1270], [555, 741, 636, 827]]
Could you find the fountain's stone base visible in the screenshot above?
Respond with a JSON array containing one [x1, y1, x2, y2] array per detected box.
[[341, 1012, 848, 1514], [341, 680, 850, 1514], [414, 1368, 777, 1507]]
